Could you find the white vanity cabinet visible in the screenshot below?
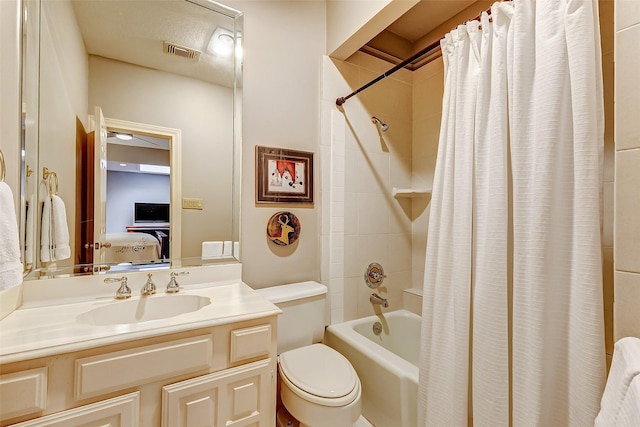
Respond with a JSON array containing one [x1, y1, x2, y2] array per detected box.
[[0, 316, 277, 427]]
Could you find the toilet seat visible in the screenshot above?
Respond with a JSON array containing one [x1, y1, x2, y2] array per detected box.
[[279, 343, 360, 407]]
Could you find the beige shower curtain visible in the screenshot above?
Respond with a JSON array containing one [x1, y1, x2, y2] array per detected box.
[[418, 0, 606, 425]]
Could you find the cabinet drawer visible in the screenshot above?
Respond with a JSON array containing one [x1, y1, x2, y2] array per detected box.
[[10, 392, 139, 427], [75, 335, 213, 400], [230, 324, 271, 364], [0, 367, 47, 421]]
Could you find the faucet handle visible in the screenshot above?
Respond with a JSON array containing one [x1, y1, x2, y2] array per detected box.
[[104, 276, 131, 300], [166, 271, 189, 293], [364, 262, 386, 288], [142, 272, 156, 296]]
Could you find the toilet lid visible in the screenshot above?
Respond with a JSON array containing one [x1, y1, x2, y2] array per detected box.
[[279, 344, 357, 399]]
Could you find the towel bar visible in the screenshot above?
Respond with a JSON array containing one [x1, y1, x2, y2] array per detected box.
[[0, 148, 5, 182], [43, 167, 59, 196]]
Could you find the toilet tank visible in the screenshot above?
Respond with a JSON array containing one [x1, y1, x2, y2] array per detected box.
[[256, 281, 328, 354]]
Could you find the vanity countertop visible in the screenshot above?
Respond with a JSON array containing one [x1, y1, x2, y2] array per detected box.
[[0, 282, 281, 365]]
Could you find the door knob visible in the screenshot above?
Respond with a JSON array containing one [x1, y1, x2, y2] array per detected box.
[[85, 242, 112, 249]]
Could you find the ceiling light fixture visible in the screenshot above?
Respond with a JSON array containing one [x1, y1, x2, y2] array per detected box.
[[139, 164, 170, 175], [115, 133, 133, 141], [207, 27, 235, 57]]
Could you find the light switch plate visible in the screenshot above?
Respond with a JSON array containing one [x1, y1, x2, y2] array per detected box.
[[182, 198, 203, 210]]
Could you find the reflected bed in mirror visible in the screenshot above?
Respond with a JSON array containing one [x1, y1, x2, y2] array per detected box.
[[21, 0, 243, 279]]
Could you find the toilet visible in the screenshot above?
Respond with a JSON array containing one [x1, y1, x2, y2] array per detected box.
[[257, 281, 362, 427]]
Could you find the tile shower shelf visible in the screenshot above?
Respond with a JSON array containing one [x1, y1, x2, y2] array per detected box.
[[392, 187, 432, 199]]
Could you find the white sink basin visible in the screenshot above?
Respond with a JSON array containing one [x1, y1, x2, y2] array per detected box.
[[78, 294, 211, 326]]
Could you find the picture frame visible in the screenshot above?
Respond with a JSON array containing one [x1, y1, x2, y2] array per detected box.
[[256, 146, 314, 205]]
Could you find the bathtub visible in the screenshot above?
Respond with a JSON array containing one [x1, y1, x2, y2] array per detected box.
[[324, 310, 420, 427]]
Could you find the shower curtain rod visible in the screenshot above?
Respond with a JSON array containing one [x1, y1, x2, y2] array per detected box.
[[336, 1, 509, 106]]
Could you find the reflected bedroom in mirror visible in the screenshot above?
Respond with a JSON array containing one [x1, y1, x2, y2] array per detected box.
[[21, 0, 243, 280]]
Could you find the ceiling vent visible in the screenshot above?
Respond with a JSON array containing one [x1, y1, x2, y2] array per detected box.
[[163, 41, 201, 60]]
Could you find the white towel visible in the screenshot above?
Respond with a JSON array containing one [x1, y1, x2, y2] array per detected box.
[[614, 375, 640, 426], [202, 241, 223, 259], [40, 194, 71, 262], [51, 195, 70, 260], [596, 337, 640, 426], [0, 182, 23, 291]]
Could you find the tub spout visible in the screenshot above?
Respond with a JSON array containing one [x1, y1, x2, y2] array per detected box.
[[370, 293, 389, 308]]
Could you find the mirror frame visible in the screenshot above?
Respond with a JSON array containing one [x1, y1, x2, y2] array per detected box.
[[20, 0, 243, 279]]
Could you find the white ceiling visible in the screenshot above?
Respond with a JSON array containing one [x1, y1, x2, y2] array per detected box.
[[70, 0, 238, 87]]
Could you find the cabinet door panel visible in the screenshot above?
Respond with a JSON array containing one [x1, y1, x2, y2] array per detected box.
[[162, 359, 272, 427], [0, 367, 47, 421]]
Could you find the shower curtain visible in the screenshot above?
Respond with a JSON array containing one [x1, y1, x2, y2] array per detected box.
[[418, 1, 606, 426]]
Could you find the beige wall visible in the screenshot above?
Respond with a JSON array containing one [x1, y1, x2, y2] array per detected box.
[[222, 0, 326, 288], [613, 0, 640, 340], [37, 0, 89, 268]]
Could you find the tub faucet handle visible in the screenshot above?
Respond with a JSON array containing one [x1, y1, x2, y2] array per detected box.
[[365, 262, 386, 288], [104, 276, 131, 300]]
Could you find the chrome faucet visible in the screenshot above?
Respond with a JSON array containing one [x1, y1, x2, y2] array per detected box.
[[104, 276, 132, 300], [166, 271, 189, 293], [141, 273, 156, 296], [370, 293, 389, 308]]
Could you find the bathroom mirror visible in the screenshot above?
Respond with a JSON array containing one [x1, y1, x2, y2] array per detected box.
[[21, 0, 242, 279]]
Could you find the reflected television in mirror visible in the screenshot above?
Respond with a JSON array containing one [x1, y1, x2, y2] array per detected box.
[[134, 203, 170, 224]]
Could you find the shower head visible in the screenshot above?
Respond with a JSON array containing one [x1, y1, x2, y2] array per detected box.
[[371, 116, 389, 132]]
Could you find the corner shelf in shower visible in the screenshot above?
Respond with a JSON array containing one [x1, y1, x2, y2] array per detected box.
[[392, 187, 432, 200]]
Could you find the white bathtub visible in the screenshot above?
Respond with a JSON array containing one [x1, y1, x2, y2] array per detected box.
[[324, 310, 420, 427]]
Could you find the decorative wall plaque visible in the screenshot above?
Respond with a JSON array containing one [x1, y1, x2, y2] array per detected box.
[[266, 211, 300, 246]]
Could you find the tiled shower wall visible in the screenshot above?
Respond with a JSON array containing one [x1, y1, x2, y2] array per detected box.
[[613, 0, 640, 341], [321, 53, 415, 322], [320, 51, 444, 323], [410, 58, 445, 291]]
